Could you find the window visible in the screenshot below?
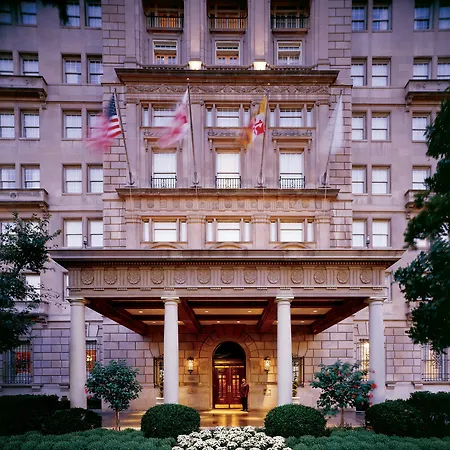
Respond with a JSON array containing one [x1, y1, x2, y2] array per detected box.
[[142, 106, 150, 127], [88, 165, 103, 193], [437, 59, 450, 79], [20, 1, 37, 25], [352, 114, 366, 140], [276, 42, 302, 66], [89, 220, 103, 247], [21, 54, 39, 76], [23, 166, 40, 188], [270, 219, 313, 242], [352, 166, 366, 194], [64, 220, 82, 247], [413, 59, 430, 80], [152, 107, 174, 127], [64, 166, 82, 193], [152, 152, 177, 188], [372, 167, 390, 194], [0, 3, 12, 24], [412, 167, 430, 190], [153, 41, 177, 65], [216, 152, 240, 188], [64, 112, 82, 139], [66, 2, 80, 26], [86, 340, 97, 377], [25, 274, 40, 301], [352, 220, 366, 247], [351, 60, 366, 86], [279, 108, 302, 127], [153, 357, 164, 389], [216, 108, 240, 127], [0, 54, 13, 75], [3, 342, 32, 384], [422, 344, 449, 381], [279, 152, 304, 188], [414, 3, 432, 30], [357, 339, 370, 380], [412, 115, 429, 141], [217, 221, 241, 242], [21, 112, 39, 138], [87, 112, 101, 137], [0, 113, 14, 138], [372, 2, 391, 30], [371, 114, 389, 141], [292, 357, 305, 390], [352, 2, 367, 30], [88, 57, 102, 84], [439, 2, 450, 29], [279, 222, 304, 242], [154, 221, 177, 242], [216, 42, 239, 65], [0, 166, 15, 188], [64, 57, 82, 84], [86, 0, 102, 27], [372, 220, 390, 247], [372, 60, 389, 86], [205, 220, 251, 242]]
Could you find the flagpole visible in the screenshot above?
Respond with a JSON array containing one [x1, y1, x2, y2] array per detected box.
[[257, 86, 270, 187], [186, 79, 199, 186], [113, 89, 134, 186]]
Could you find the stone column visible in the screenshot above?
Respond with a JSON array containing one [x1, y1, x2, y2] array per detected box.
[[163, 296, 180, 404], [367, 297, 386, 404], [276, 295, 293, 405], [69, 298, 87, 408]]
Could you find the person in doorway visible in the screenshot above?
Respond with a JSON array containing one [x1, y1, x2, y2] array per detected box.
[[240, 378, 249, 412]]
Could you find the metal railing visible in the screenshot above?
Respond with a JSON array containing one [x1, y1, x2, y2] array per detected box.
[[422, 344, 449, 382], [280, 176, 305, 189], [209, 15, 247, 31], [146, 14, 184, 30], [3, 342, 32, 384], [271, 14, 309, 30], [215, 176, 241, 189], [151, 176, 177, 189]]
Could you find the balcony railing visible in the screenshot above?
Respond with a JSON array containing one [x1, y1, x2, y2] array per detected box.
[[209, 14, 247, 31], [215, 176, 241, 189], [151, 176, 177, 189], [271, 14, 309, 30], [280, 176, 305, 189], [146, 14, 184, 30]]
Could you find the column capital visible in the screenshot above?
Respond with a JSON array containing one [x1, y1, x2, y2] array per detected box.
[[275, 295, 294, 304], [366, 297, 387, 305], [162, 296, 180, 304], [67, 297, 88, 306]]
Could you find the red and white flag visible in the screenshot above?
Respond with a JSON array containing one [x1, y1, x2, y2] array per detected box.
[[157, 89, 189, 148]]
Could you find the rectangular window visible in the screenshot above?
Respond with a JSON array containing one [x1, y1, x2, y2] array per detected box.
[[351, 60, 366, 86], [352, 2, 367, 30], [87, 112, 101, 138], [371, 114, 389, 141], [86, 340, 97, 377], [66, 2, 81, 26], [21, 54, 39, 76], [0, 3, 12, 24], [439, 3, 450, 29], [352, 220, 366, 247], [25, 274, 40, 301], [64, 112, 82, 139], [20, 1, 37, 25], [277, 42, 302, 66], [279, 222, 304, 242], [413, 59, 430, 80], [64, 166, 82, 193], [216, 42, 240, 65], [279, 109, 302, 127], [64, 57, 82, 84], [372, 167, 390, 194], [279, 152, 304, 188], [217, 221, 241, 242], [292, 357, 305, 390], [352, 114, 366, 140], [152, 152, 177, 188], [89, 220, 103, 247], [357, 339, 370, 380], [372, 220, 390, 247], [142, 106, 150, 127], [23, 166, 40, 188], [21, 112, 39, 138], [152, 107, 174, 127], [0, 113, 14, 138], [88, 165, 103, 193], [86, 0, 102, 27], [216, 152, 240, 188], [153, 41, 177, 65], [412, 115, 428, 141], [372, 2, 391, 31], [414, 3, 432, 30], [88, 57, 102, 84], [216, 108, 240, 127], [3, 342, 32, 384], [0, 166, 15, 188], [64, 220, 83, 247], [437, 59, 450, 79], [372, 60, 390, 87], [422, 344, 449, 381], [352, 167, 367, 194], [153, 221, 177, 242], [0, 54, 13, 75], [412, 167, 430, 190]]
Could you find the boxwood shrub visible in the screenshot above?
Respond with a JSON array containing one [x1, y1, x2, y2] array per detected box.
[[44, 408, 102, 434], [264, 404, 327, 438], [141, 404, 200, 439]]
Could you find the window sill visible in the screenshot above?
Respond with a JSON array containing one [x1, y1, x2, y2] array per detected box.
[[413, 29, 433, 32], [371, 193, 391, 196], [352, 140, 368, 142], [19, 138, 40, 141], [17, 24, 37, 28], [412, 140, 427, 143], [371, 30, 392, 33], [352, 193, 368, 195], [371, 140, 391, 143], [62, 193, 83, 196], [0, 138, 15, 140], [61, 138, 83, 141]]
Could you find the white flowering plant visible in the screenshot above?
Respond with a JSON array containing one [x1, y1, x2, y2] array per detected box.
[[173, 426, 291, 450]]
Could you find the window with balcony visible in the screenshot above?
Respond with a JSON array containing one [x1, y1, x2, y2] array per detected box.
[[0, 3, 12, 24], [2, 341, 32, 384], [89, 219, 103, 247], [271, 0, 309, 30], [276, 42, 302, 66], [0, 113, 14, 139], [352, 113, 366, 140], [152, 107, 175, 127], [351, 60, 366, 86], [20, 1, 37, 25], [215, 42, 240, 65], [439, 2, 450, 29], [63, 166, 82, 193], [88, 165, 103, 193], [372, 167, 390, 194], [0, 166, 15, 188], [23, 166, 40, 189], [66, 1, 81, 26], [216, 108, 240, 127], [279, 152, 304, 189], [64, 220, 82, 247], [21, 54, 39, 76], [437, 59, 450, 79], [153, 41, 178, 65], [372, 1, 391, 31], [206, 219, 251, 242], [152, 152, 177, 188], [352, 166, 367, 194], [145, 0, 184, 30], [21, 112, 39, 139], [372, 220, 390, 247], [412, 115, 429, 141], [414, 2, 432, 30], [86, 0, 102, 27], [208, 0, 247, 31], [372, 60, 390, 86], [88, 57, 102, 84], [371, 114, 389, 141], [64, 112, 82, 139], [422, 344, 449, 381], [0, 54, 13, 75], [412, 167, 430, 190], [270, 219, 314, 243], [216, 152, 240, 188], [352, 2, 367, 30], [413, 59, 431, 79], [352, 220, 366, 247]]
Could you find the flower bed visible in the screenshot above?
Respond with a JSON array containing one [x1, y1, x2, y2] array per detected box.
[[174, 427, 290, 450]]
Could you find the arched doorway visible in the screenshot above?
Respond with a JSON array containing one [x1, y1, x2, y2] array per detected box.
[[212, 341, 246, 409]]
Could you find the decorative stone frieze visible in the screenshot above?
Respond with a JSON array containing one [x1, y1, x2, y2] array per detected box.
[[104, 268, 118, 285]]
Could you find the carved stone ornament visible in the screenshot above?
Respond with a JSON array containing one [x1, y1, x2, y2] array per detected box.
[[244, 268, 257, 284], [221, 268, 234, 284], [360, 269, 373, 284], [336, 269, 350, 284], [313, 269, 326, 284], [174, 269, 187, 285], [186, 200, 193, 209], [127, 269, 141, 285], [197, 268, 211, 284], [81, 270, 94, 285], [272, 129, 313, 138], [207, 129, 240, 137], [104, 268, 118, 285], [267, 269, 281, 284], [151, 269, 164, 284], [302, 200, 309, 208], [224, 200, 232, 209], [291, 269, 304, 284]]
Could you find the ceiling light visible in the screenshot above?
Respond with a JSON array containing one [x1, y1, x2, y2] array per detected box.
[[248, 310, 252, 313], [139, 310, 143, 314], [313, 310, 318, 313], [152, 321, 156, 324], [237, 321, 241, 324], [205, 310, 209, 313], [217, 320, 220, 323]]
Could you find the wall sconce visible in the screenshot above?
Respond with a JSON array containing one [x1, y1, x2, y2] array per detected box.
[[187, 356, 194, 374], [253, 60, 267, 71], [264, 356, 271, 373], [189, 60, 203, 70]]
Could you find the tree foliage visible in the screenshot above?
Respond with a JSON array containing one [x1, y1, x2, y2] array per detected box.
[[394, 93, 450, 353], [0, 213, 60, 353], [85, 360, 142, 431]]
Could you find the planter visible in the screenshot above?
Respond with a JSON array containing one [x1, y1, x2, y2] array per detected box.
[[156, 397, 164, 405], [292, 397, 301, 405]]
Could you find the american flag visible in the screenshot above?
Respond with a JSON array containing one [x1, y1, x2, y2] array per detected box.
[[86, 94, 122, 151]]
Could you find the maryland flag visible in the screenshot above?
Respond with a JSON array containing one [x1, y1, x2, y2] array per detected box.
[[238, 96, 267, 147]]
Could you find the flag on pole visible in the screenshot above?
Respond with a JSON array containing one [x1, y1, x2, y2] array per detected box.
[[238, 96, 267, 148], [157, 89, 189, 148], [252, 96, 267, 137]]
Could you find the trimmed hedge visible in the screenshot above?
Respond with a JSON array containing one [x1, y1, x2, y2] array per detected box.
[[264, 404, 327, 438], [44, 408, 102, 435], [141, 404, 200, 439]]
